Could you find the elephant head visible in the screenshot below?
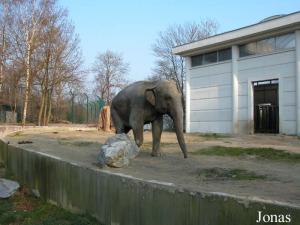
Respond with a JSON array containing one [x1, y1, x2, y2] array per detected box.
[[145, 80, 188, 158]]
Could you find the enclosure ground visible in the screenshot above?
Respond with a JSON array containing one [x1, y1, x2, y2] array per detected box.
[[3, 126, 300, 206]]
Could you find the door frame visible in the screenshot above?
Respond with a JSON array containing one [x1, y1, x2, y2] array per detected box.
[[247, 75, 282, 134]]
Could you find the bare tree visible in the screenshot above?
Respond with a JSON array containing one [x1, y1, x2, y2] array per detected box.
[[0, 0, 84, 125], [5, 0, 52, 126], [36, 4, 83, 126], [92, 50, 129, 105], [0, 0, 13, 94], [151, 19, 218, 131], [151, 19, 219, 95]]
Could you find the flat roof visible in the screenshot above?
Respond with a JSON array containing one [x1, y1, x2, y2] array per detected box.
[[173, 11, 300, 56]]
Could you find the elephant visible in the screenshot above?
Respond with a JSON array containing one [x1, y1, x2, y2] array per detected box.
[[111, 80, 188, 158]]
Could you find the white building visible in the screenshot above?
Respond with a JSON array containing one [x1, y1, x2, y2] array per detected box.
[[173, 12, 300, 136]]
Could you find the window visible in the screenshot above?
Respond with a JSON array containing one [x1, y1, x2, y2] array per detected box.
[[257, 37, 275, 54], [191, 48, 232, 67], [191, 55, 203, 67], [218, 48, 232, 61], [276, 33, 295, 50], [203, 51, 217, 64], [239, 33, 295, 58], [239, 42, 257, 57]]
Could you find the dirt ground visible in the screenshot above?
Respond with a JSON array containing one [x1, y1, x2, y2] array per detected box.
[[3, 127, 300, 206]]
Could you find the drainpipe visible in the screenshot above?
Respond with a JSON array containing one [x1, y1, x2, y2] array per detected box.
[[231, 45, 239, 134], [185, 57, 191, 133]]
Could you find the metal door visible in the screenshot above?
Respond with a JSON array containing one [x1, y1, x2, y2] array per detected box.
[[253, 79, 279, 133]]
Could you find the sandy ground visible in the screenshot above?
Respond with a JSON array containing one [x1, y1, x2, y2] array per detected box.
[[2, 127, 300, 206]]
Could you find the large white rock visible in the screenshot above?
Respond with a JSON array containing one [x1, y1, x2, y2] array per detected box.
[[98, 134, 140, 168], [0, 178, 20, 198]]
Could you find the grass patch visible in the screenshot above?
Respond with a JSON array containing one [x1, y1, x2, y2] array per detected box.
[[57, 138, 97, 147], [192, 146, 300, 162], [197, 167, 266, 181], [196, 133, 230, 139], [8, 131, 25, 137], [0, 187, 102, 225]]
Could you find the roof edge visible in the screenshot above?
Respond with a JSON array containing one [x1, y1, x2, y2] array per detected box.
[[173, 11, 300, 56]]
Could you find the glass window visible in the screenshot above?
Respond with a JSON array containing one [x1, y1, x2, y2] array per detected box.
[[257, 37, 275, 54], [276, 33, 295, 50], [218, 48, 232, 61], [191, 55, 203, 67], [203, 51, 217, 64], [239, 42, 257, 57]]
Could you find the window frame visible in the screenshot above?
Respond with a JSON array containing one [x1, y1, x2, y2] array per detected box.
[[190, 47, 232, 68], [239, 32, 295, 58]]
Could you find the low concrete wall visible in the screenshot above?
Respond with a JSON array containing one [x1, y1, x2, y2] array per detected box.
[[0, 140, 299, 225]]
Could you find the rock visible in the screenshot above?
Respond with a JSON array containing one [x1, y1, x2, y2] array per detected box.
[[98, 134, 140, 168], [0, 178, 20, 198]]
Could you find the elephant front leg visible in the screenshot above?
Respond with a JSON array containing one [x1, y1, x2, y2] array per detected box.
[[151, 116, 163, 157], [130, 113, 144, 147], [132, 125, 144, 147]]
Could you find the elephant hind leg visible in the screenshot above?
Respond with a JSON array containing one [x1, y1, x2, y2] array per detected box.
[[111, 106, 125, 134]]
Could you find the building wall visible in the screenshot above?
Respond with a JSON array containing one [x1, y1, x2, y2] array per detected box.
[[189, 62, 233, 133], [187, 49, 296, 134], [237, 49, 296, 134]]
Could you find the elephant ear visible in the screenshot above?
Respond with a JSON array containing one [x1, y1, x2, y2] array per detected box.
[[145, 89, 156, 106]]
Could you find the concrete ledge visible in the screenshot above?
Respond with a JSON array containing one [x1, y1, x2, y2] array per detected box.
[[0, 139, 299, 225]]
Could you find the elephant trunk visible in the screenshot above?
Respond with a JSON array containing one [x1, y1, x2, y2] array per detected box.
[[170, 104, 188, 158]]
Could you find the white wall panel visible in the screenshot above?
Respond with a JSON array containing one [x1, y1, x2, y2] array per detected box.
[[190, 62, 231, 78], [191, 85, 232, 100], [281, 121, 297, 135], [190, 121, 232, 133], [282, 77, 296, 92], [238, 50, 295, 71], [190, 109, 232, 122], [190, 73, 231, 89], [282, 91, 296, 106], [190, 97, 232, 111], [238, 63, 295, 83], [281, 106, 296, 121]]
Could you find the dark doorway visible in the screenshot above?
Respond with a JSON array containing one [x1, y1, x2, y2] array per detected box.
[[253, 79, 279, 133]]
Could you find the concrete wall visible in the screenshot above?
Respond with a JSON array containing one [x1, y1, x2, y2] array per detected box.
[[189, 62, 232, 133], [1, 140, 300, 225]]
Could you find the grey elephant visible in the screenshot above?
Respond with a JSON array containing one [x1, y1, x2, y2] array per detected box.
[[111, 80, 188, 158]]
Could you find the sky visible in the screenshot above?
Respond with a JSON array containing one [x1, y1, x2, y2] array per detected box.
[[59, 0, 300, 87]]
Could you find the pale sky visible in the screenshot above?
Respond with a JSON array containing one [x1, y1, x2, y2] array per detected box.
[[59, 0, 300, 87]]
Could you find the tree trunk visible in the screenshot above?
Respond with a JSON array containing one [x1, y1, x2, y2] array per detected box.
[[0, 25, 5, 93], [43, 91, 48, 126], [46, 89, 52, 125], [38, 90, 45, 126], [22, 34, 32, 127], [101, 106, 111, 132]]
